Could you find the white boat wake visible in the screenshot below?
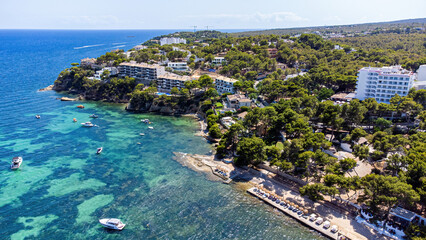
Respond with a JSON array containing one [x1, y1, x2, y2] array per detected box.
[[74, 44, 105, 50]]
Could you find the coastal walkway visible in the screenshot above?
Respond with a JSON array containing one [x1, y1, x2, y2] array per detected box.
[[247, 187, 345, 240]]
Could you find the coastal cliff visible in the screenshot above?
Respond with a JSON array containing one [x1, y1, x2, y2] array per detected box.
[[126, 92, 203, 115], [53, 66, 205, 115]]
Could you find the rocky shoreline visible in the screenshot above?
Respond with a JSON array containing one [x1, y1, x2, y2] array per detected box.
[[38, 85, 54, 92]]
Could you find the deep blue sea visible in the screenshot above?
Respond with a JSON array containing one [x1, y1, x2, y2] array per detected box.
[[0, 30, 324, 239]]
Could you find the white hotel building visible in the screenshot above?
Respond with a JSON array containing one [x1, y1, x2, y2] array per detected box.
[[157, 73, 193, 93], [118, 62, 165, 82], [160, 37, 186, 46], [354, 66, 415, 103]]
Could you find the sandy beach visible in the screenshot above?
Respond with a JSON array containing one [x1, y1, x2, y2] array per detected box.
[[173, 151, 390, 240]]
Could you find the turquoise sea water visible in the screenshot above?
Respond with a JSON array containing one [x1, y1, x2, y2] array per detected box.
[[0, 30, 324, 239]]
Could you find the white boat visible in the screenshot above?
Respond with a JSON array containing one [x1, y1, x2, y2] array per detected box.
[[141, 119, 149, 123], [81, 122, 95, 127], [331, 225, 338, 233], [11, 157, 23, 170], [148, 126, 154, 129], [139, 133, 145, 136], [323, 220, 331, 229], [35, 115, 41, 119], [97, 147, 103, 154], [99, 218, 125, 230]]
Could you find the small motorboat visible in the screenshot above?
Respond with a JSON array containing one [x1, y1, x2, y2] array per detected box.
[[77, 105, 84, 109], [139, 133, 145, 136], [141, 119, 149, 123], [90, 114, 99, 118], [96, 147, 103, 154], [99, 218, 125, 230], [35, 115, 41, 119], [11, 157, 23, 170], [81, 122, 95, 127], [148, 126, 154, 130], [73, 118, 77, 122]]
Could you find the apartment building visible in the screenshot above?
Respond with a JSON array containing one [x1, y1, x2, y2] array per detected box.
[[160, 37, 186, 46], [354, 66, 415, 103], [215, 76, 238, 95], [118, 62, 165, 82], [157, 73, 192, 93]]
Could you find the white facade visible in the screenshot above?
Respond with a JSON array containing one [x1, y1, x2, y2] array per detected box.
[[215, 76, 238, 95], [212, 57, 226, 65], [354, 66, 415, 103], [167, 62, 188, 71], [414, 65, 426, 90], [160, 37, 186, 46], [94, 67, 118, 80], [157, 73, 192, 93], [118, 62, 165, 82], [417, 65, 426, 81]]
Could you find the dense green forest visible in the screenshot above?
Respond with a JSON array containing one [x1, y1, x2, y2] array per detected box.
[[231, 18, 426, 36]]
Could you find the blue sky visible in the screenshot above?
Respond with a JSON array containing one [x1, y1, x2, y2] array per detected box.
[[1, 0, 425, 29]]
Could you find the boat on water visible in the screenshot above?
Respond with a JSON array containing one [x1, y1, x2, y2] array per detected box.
[[96, 147, 103, 154], [11, 157, 23, 170], [148, 126, 154, 129], [139, 133, 145, 136], [81, 122, 95, 127], [73, 118, 77, 122], [99, 218, 126, 230], [35, 115, 41, 119], [90, 114, 99, 118], [141, 119, 149, 123], [77, 105, 84, 109]]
